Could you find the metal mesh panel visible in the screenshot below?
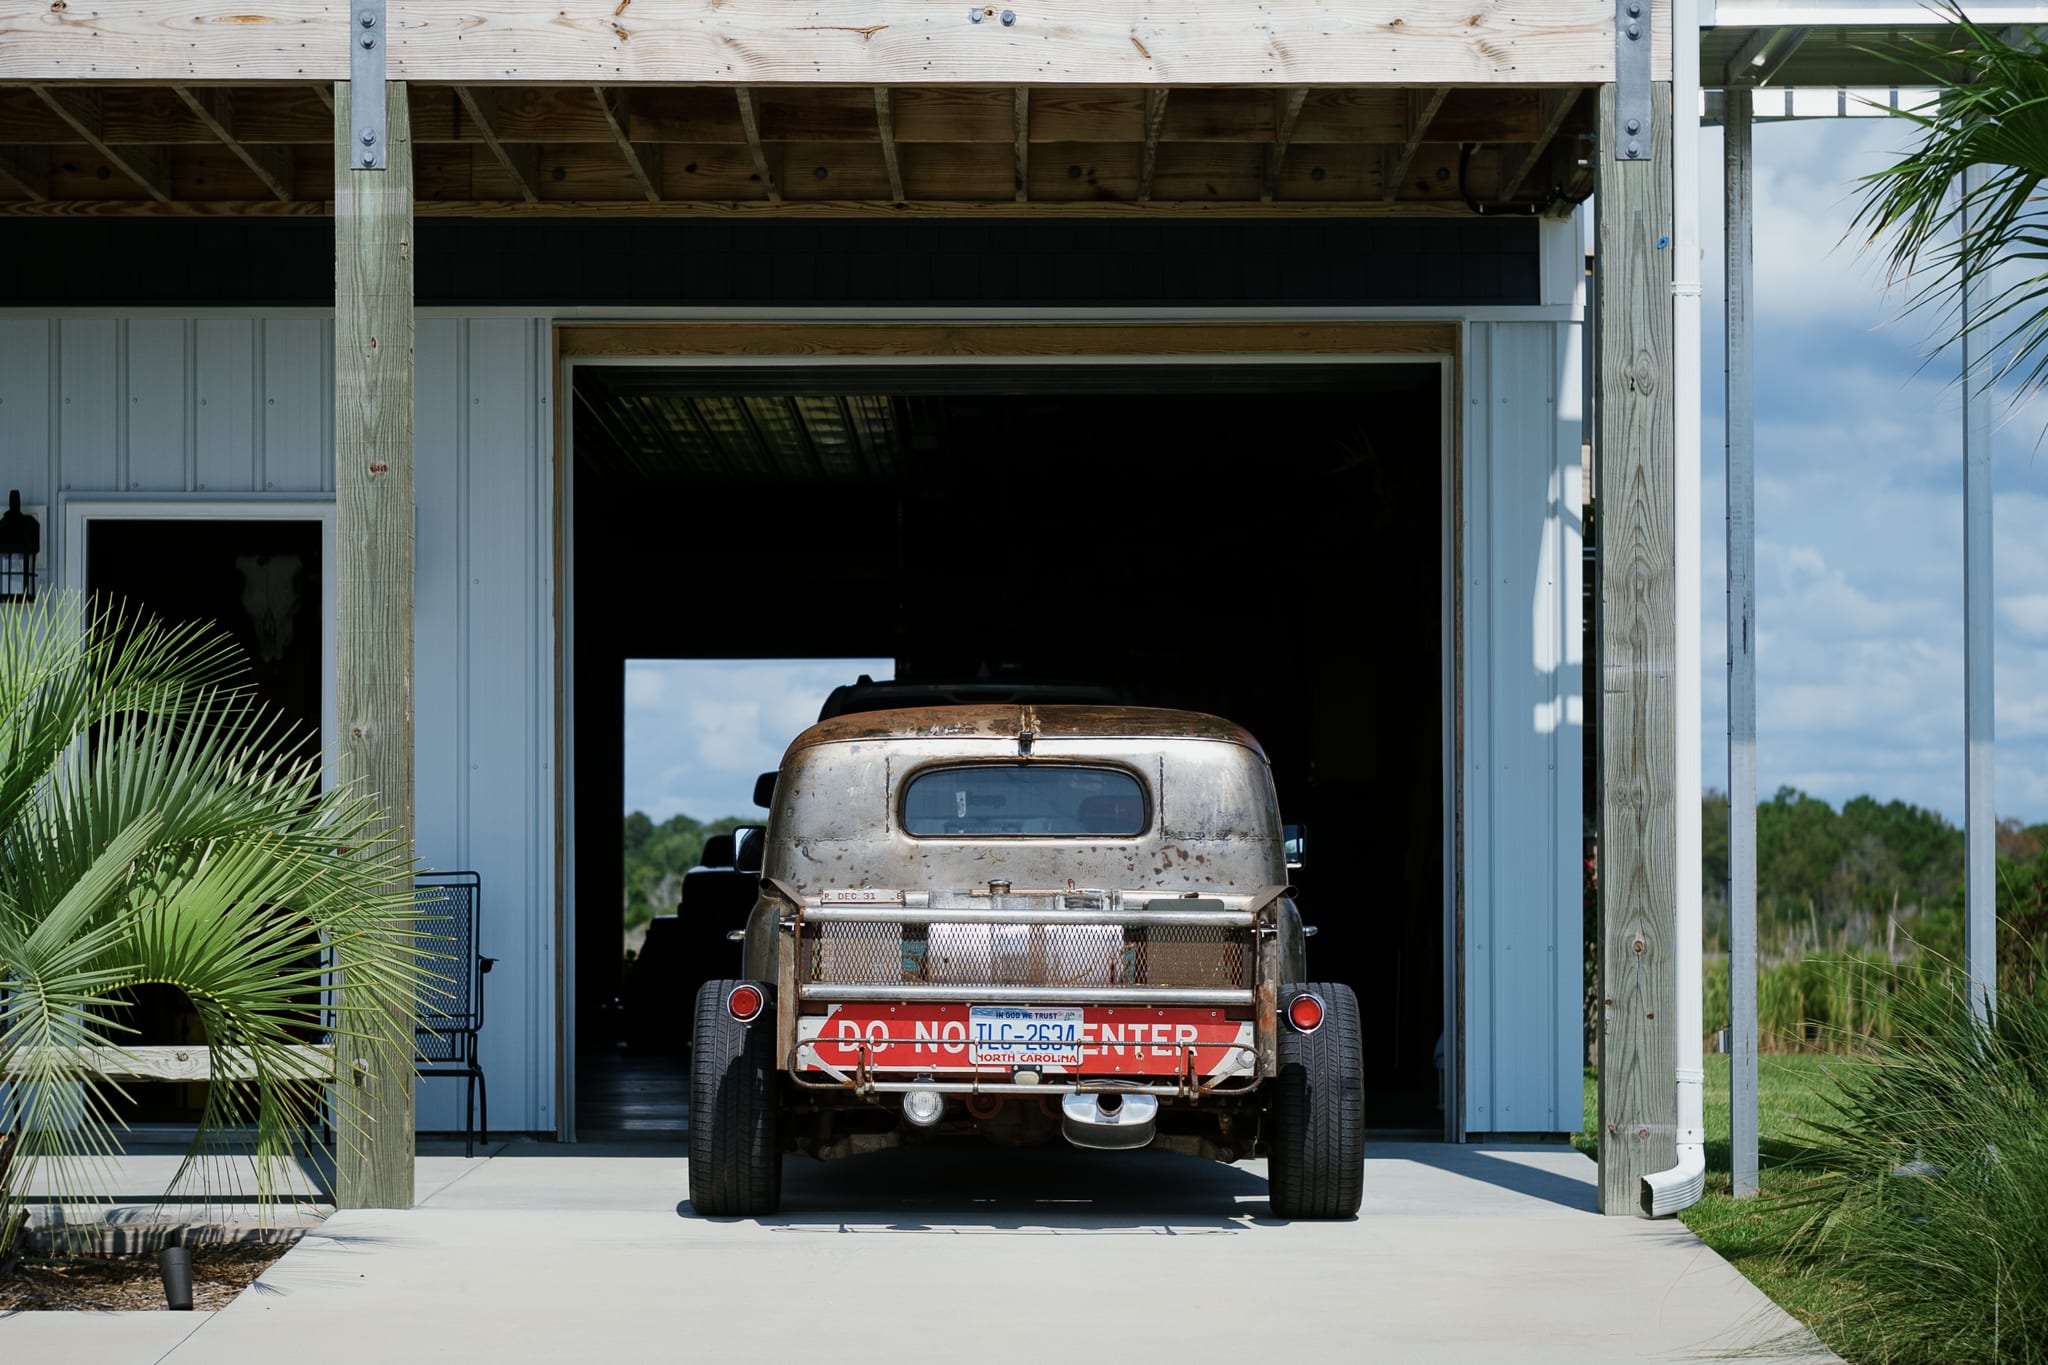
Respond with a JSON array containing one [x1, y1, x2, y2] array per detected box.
[[804, 920, 1249, 989], [414, 873, 479, 1063]]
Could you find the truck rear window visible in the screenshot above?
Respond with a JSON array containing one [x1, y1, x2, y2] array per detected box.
[[901, 765, 1147, 837]]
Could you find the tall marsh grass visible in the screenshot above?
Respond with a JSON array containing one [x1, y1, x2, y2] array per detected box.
[[1705, 951, 1941, 1053], [1782, 976, 2048, 1363]]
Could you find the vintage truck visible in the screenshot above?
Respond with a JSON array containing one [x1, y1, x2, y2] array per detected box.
[[688, 704, 1364, 1219]]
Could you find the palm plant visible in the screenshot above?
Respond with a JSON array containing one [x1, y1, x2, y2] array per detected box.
[[1852, 8, 2048, 411], [0, 591, 420, 1259]]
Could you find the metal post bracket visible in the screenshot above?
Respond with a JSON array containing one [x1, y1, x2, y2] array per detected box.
[[1616, 0, 1652, 161], [349, 1, 388, 171]]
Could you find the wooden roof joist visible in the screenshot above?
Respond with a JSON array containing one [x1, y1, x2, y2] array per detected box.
[[0, 81, 1597, 216], [0, 2, 1668, 87]]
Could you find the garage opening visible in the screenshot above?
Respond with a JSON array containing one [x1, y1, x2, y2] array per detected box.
[[567, 353, 1449, 1135]]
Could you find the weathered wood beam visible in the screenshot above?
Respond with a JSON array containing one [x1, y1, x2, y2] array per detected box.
[[311, 83, 335, 113], [873, 87, 905, 203], [455, 86, 540, 203], [175, 87, 293, 202], [734, 87, 780, 203], [333, 78, 417, 1213], [1136, 88, 1168, 204], [1012, 87, 1030, 204], [1382, 87, 1449, 204], [1498, 89, 1579, 203], [1595, 82, 1678, 1218], [1260, 88, 1306, 204], [595, 88, 661, 203], [2, 1044, 336, 1084], [0, 145, 49, 201], [29, 86, 171, 203], [0, 3, 1665, 86]]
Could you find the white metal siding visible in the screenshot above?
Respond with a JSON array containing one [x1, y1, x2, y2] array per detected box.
[[0, 313, 557, 1138], [1461, 318, 1586, 1136], [413, 317, 558, 1137], [2, 306, 1588, 1142]]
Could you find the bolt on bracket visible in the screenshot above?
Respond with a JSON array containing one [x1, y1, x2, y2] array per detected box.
[[349, 1, 388, 170], [1615, 0, 1652, 161]]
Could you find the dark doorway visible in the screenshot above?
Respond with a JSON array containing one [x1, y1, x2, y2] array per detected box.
[[569, 362, 1448, 1133], [86, 515, 325, 1124]]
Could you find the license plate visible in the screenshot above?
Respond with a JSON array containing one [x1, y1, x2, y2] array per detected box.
[[968, 1006, 1084, 1067]]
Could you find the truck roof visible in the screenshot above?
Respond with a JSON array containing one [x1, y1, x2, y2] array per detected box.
[[781, 704, 1267, 762]]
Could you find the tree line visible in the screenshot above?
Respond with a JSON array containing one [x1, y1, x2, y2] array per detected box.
[[622, 809, 757, 932], [1700, 787, 2048, 980]]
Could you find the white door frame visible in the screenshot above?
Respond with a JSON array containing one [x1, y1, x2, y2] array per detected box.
[[60, 495, 340, 781]]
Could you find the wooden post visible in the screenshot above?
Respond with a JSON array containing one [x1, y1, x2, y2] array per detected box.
[[334, 79, 417, 1211], [1595, 82, 1677, 1216]]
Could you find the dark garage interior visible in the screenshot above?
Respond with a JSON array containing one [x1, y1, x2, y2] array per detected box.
[[569, 361, 1448, 1134]]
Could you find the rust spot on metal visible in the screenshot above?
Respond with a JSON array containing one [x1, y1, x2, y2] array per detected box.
[[1130, 34, 1152, 59], [784, 704, 1265, 761]]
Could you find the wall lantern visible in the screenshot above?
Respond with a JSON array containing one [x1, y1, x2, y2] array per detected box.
[[0, 490, 41, 602]]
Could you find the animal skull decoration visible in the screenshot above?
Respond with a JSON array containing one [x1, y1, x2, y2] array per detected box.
[[235, 554, 303, 664]]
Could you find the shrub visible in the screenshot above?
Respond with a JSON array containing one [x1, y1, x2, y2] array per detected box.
[[1784, 973, 2048, 1363]]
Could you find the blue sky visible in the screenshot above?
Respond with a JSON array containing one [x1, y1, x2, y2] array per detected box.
[[622, 117, 2048, 828], [623, 658, 891, 823], [1699, 116, 2048, 824]]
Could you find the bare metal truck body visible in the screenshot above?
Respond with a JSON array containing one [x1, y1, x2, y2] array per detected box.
[[689, 705, 1364, 1219]]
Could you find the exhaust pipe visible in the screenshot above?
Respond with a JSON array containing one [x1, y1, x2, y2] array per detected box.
[[1059, 1091, 1158, 1151]]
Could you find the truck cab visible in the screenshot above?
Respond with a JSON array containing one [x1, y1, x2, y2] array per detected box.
[[688, 704, 1363, 1219]]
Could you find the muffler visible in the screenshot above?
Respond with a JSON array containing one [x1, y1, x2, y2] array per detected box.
[[1059, 1091, 1158, 1151]]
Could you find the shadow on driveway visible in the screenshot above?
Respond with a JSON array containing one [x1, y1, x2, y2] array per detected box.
[[679, 1144, 1277, 1232]]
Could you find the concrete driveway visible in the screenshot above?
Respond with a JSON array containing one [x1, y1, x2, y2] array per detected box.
[[4, 1142, 1837, 1364]]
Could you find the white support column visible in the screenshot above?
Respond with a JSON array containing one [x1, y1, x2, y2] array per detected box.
[[1961, 160, 1997, 1023], [1723, 87, 1761, 1200]]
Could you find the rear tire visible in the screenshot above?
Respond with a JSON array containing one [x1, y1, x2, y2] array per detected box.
[[687, 979, 783, 1216], [1266, 981, 1365, 1219]]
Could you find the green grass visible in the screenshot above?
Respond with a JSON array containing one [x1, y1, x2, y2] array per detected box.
[[1581, 1038, 2048, 1364], [1578, 1055, 1864, 1354]]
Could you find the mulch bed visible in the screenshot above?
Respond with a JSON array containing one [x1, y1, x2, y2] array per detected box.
[[0, 1243, 287, 1312]]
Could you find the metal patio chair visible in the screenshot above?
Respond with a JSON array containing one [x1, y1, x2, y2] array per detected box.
[[415, 872, 495, 1157]]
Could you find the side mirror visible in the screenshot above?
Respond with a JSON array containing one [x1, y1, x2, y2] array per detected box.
[[752, 771, 777, 809], [733, 824, 768, 874]]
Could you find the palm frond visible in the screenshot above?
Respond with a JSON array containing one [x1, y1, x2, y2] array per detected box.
[[1853, 7, 2048, 419], [1, 590, 430, 1245]]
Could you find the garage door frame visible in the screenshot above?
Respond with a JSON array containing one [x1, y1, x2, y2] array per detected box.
[[551, 317, 1463, 1142]]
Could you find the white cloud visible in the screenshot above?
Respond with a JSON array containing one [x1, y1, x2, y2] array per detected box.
[[1692, 119, 2048, 822], [2002, 594, 2048, 646], [622, 658, 892, 822]]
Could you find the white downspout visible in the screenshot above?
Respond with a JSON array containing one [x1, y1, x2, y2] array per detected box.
[[1645, 0, 1708, 1216]]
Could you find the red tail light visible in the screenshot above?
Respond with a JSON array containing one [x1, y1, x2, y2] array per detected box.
[[1286, 993, 1325, 1034], [727, 983, 765, 1023]]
